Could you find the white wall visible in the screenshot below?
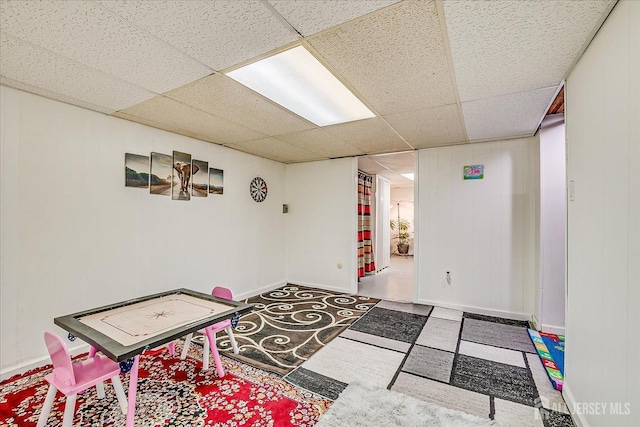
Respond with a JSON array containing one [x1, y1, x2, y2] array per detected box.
[[539, 117, 566, 334], [564, 1, 639, 425], [416, 138, 538, 319], [285, 158, 358, 293], [0, 86, 287, 375], [390, 186, 415, 255]]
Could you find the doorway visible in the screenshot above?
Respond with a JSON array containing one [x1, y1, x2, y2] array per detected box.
[[356, 152, 414, 302]]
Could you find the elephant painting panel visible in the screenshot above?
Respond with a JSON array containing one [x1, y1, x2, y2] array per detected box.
[[209, 168, 224, 195], [150, 152, 173, 196], [172, 151, 193, 201], [125, 153, 149, 188], [191, 160, 208, 197]]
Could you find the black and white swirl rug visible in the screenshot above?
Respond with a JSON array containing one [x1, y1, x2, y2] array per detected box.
[[208, 284, 379, 375]]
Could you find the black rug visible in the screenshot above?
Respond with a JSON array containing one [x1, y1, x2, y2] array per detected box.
[[348, 307, 428, 343], [451, 354, 538, 406], [284, 367, 348, 400], [213, 284, 379, 375]]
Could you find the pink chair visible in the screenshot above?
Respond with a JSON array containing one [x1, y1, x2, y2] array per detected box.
[[37, 332, 127, 427], [180, 286, 239, 372]]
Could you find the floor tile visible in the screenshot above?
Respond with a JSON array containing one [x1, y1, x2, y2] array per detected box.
[[402, 345, 454, 383], [284, 367, 347, 400], [462, 318, 536, 353], [340, 329, 411, 353], [540, 409, 576, 427], [431, 306, 464, 322], [459, 340, 526, 368], [357, 256, 414, 302], [300, 337, 405, 388], [494, 398, 544, 427], [415, 317, 461, 352], [526, 353, 569, 414], [392, 372, 491, 419], [376, 299, 433, 317], [463, 312, 530, 327], [451, 354, 538, 406], [348, 307, 427, 343]]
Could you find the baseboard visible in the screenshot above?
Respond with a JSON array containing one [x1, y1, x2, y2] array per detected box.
[[287, 280, 352, 295], [541, 324, 565, 336], [234, 281, 287, 300], [1, 342, 90, 381], [563, 382, 588, 427], [416, 299, 531, 321]]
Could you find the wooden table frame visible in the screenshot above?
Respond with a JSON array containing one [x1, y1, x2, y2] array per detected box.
[[54, 288, 252, 427]]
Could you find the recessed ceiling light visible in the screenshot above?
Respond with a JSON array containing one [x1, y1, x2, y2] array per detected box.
[[401, 173, 414, 181], [226, 46, 375, 127]]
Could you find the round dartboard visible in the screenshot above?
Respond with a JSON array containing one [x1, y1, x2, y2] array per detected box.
[[249, 177, 268, 202]]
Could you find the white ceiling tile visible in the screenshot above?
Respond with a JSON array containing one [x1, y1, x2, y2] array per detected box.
[[112, 111, 213, 142], [269, 0, 399, 36], [116, 96, 267, 144], [358, 152, 415, 187], [164, 74, 316, 136], [324, 117, 412, 154], [0, 76, 115, 115], [97, 0, 297, 72], [0, 32, 155, 111], [379, 170, 414, 187], [276, 128, 363, 158], [373, 152, 415, 173], [308, 0, 456, 115], [0, 1, 212, 93], [357, 156, 388, 174], [227, 137, 325, 163], [384, 104, 467, 149], [462, 87, 557, 141], [443, 0, 615, 101]]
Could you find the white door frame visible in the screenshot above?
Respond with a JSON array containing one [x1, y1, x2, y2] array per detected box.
[[376, 176, 391, 271]]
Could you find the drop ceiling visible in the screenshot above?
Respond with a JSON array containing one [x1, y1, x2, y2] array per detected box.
[[358, 152, 416, 188], [0, 0, 615, 164]]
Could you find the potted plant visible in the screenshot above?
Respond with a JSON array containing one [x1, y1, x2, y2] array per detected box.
[[390, 218, 411, 255]]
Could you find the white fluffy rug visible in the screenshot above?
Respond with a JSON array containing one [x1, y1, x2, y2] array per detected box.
[[316, 382, 500, 427]]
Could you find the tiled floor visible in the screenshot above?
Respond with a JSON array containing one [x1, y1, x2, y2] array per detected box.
[[357, 255, 414, 302], [285, 300, 574, 427]]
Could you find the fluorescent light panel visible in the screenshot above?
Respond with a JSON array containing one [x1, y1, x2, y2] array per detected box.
[[401, 173, 414, 181], [226, 46, 374, 127]]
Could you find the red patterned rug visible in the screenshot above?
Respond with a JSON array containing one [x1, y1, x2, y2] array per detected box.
[[0, 345, 331, 426]]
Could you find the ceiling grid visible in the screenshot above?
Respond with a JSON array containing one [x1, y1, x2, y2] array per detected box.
[[0, 0, 616, 168]]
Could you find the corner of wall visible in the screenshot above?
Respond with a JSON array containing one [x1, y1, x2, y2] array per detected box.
[[562, 382, 588, 427]]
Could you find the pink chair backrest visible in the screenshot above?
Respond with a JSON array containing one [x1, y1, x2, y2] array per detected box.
[[44, 332, 76, 386], [212, 286, 233, 300]]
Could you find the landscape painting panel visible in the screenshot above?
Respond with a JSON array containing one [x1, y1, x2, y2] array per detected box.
[[150, 152, 173, 196], [191, 160, 208, 197], [172, 151, 192, 201], [209, 168, 224, 195], [125, 153, 149, 188]]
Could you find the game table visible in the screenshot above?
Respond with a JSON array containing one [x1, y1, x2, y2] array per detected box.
[[54, 288, 252, 427]]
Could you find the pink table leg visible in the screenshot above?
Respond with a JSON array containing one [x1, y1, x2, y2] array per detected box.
[[125, 355, 140, 427], [89, 346, 97, 358], [203, 327, 225, 378]]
